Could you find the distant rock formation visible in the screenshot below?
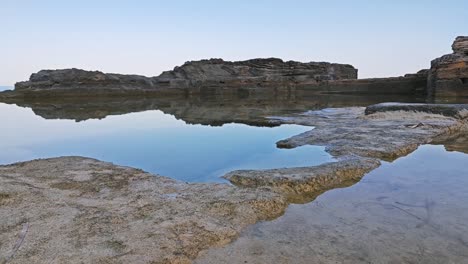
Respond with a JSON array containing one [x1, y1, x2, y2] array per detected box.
[[428, 36, 468, 97], [5, 36, 468, 100], [12, 58, 357, 96], [16, 69, 159, 91]]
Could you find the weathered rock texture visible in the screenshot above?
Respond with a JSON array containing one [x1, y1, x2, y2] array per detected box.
[[428, 36, 468, 97], [5, 36, 468, 100], [275, 105, 468, 161], [365, 102, 468, 118], [0, 157, 288, 264], [224, 158, 380, 203], [11, 58, 357, 97], [157, 58, 358, 87], [311, 71, 428, 95]]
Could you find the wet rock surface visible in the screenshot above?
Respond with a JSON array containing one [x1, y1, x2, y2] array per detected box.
[[275, 106, 467, 160], [195, 144, 468, 264], [224, 158, 380, 203]]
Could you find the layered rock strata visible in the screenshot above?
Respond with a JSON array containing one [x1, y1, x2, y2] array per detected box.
[[3, 36, 468, 99], [10, 58, 357, 97], [428, 36, 468, 97]]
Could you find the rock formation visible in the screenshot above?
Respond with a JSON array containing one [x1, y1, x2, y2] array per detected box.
[[428, 36, 468, 97], [11, 58, 357, 97], [4, 36, 468, 100]]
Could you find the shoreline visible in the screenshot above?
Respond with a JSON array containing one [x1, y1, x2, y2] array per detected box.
[[1, 103, 468, 263]]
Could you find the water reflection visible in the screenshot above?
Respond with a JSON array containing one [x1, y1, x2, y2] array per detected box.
[[0, 92, 430, 182], [0, 103, 334, 182], [0, 92, 427, 124], [196, 144, 468, 263]]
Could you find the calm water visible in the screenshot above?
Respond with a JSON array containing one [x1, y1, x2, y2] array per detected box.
[[2, 92, 468, 262], [196, 144, 468, 263], [0, 103, 333, 182]]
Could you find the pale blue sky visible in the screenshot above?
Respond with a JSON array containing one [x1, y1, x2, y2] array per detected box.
[[1, 0, 467, 85]]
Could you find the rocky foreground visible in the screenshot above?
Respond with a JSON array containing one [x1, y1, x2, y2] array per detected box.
[[1, 103, 468, 263]]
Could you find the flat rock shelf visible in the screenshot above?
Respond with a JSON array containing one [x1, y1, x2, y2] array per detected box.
[[1, 103, 468, 263]]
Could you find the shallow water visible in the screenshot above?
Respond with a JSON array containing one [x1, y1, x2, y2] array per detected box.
[[196, 144, 468, 263], [0, 103, 334, 182], [2, 92, 468, 261]]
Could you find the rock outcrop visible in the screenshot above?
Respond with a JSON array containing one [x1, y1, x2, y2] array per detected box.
[[428, 36, 468, 97], [11, 58, 357, 97], [15, 69, 160, 91], [5, 36, 468, 100]]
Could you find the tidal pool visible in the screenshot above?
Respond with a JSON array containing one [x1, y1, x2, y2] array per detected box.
[[0, 103, 333, 182], [196, 144, 468, 263]]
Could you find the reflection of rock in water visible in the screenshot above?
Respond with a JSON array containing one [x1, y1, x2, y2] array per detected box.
[[432, 133, 468, 154], [195, 146, 468, 264], [0, 90, 426, 125]]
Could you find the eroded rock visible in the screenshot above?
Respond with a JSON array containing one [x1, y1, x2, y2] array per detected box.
[[275, 105, 468, 160], [365, 102, 468, 118], [10, 58, 357, 97], [428, 36, 468, 98], [224, 158, 380, 203], [0, 157, 287, 264]]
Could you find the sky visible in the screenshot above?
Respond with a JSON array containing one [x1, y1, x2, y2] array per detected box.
[[1, 0, 467, 86]]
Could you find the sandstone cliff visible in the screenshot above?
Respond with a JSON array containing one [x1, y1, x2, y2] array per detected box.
[[428, 36, 468, 97], [6, 36, 468, 100], [12, 58, 357, 96]]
